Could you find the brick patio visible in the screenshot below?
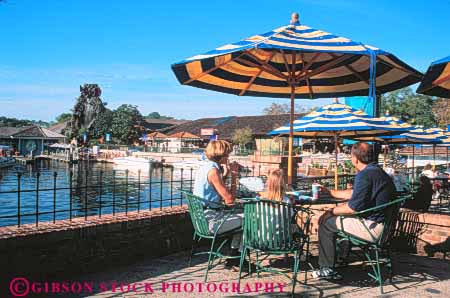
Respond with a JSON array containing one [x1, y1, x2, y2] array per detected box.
[[42, 241, 450, 298]]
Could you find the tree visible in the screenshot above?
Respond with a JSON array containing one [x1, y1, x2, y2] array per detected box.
[[111, 105, 144, 144], [55, 113, 72, 123], [380, 88, 437, 128], [432, 98, 450, 129], [91, 109, 113, 139], [263, 103, 317, 115], [232, 127, 253, 148], [145, 112, 174, 120]]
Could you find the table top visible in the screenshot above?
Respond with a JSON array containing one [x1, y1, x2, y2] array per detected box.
[[286, 191, 347, 205]]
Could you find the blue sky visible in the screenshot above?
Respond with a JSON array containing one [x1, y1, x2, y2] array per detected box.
[[0, 0, 449, 122]]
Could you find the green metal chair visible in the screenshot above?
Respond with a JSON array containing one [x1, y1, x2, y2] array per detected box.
[[335, 195, 412, 294], [238, 199, 309, 297], [183, 191, 242, 282]]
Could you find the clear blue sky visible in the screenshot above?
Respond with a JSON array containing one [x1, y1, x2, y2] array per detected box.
[[0, 0, 449, 122]]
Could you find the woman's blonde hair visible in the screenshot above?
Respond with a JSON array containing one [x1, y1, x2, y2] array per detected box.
[[261, 169, 286, 202], [205, 140, 233, 163]]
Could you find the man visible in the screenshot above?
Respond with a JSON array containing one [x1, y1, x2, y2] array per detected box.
[[312, 142, 396, 280]]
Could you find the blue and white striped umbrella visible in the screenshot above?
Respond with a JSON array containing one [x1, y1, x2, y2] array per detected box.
[[269, 101, 408, 138], [171, 19, 422, 184], [172, 24, 422, 99], [417, 55, 450, 98]]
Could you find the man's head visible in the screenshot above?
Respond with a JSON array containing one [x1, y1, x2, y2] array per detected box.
[[351, 142, 374, 171], [290, 12, 300, 25]]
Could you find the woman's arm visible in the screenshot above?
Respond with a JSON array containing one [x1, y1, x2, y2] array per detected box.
[[208, 168, 235, 205]]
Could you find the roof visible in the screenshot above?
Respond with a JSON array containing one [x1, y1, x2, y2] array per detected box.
[[48, 121, 69, 134], [0, 126, 65, 139], [146, 132, 169, 139], [144, 119, 189, 125], [0, 127, 22, 138], [162, 114, 304, 140], [167, 131, 201, 139]]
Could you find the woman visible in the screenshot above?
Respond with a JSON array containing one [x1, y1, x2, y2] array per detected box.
[[193, 140, 243, 266]]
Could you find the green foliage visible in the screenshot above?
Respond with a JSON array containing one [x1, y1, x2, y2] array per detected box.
[[380, 88, 437, 128], [262, 102, 316, 115], [90, 109, 113, 139], [145, 112, 174, 120], [111, 104, 144, 144], [0, 116, 50, 128], [55, 113, 72, 123], [232, 127, 253, 147]]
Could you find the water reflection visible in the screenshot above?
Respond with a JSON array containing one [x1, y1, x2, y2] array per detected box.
[[0, 160, 193, 227]]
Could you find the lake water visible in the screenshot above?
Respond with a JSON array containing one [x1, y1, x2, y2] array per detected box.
[[0, 160, 194, 227]]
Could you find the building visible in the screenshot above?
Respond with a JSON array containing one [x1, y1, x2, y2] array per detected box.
[[0, 126, 66, 156], [161, 114, 304, 154]]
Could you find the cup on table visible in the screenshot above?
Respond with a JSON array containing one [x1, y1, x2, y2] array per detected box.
[[312, 183, 321, 200]]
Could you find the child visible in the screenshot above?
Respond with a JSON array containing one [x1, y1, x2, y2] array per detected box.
[[258, 169, 292, 204]]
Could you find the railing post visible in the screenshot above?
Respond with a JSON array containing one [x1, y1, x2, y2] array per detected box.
[[170, 166, 174, 208], [190, 167, 193, 192], [53, 171, 57, 223], [84, 170, 88, 220], [160, 166, 164, 211], [69, 169, 73, 221], [149, 163, 153, 211], [137, 169, 141, 213], [112, 170, 116, 216], [99, 170, 103, 218], [35, 171, 40, 227], [180, 168, 184, 205], [17, 173, 22, 227], [125, 169, 129, 215]]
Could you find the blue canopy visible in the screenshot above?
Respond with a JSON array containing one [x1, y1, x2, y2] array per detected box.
[[268, 101, 408, 138], [172, 23, 422, 99]]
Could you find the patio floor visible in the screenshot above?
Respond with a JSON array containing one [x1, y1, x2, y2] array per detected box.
[[48, 241, 450, 298]]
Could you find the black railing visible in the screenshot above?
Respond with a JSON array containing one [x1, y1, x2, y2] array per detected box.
[[0, 164, 260, 228]]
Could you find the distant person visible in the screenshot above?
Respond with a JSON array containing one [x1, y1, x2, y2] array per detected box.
[[403, 175, 433, 212], [421, 164, 436, 179]]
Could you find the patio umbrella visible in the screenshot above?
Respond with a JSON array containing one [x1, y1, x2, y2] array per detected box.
[[171, 19, 422, 185], [269, 99, 408, 189], [417, 55, 450, 98]]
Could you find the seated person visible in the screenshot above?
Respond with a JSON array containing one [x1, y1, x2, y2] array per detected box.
[[392, 170, 408, 192], [192, 140, 242, 268], [421, 163, 436, 179], [312, 142, 396, 280], [403, 175, 433, 212]]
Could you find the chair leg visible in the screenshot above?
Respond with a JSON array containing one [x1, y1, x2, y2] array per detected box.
[[292, 251, 300, 297], [256, 251, 260, 278], [238, 247, 247, 289], [188, 233, 197, 267], [374, 249, 384, 294], [304, 237, 310, 284], [205, 238, 216, 283]]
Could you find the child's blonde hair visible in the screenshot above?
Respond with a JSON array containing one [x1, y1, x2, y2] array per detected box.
[[261, 169, 286, 202]]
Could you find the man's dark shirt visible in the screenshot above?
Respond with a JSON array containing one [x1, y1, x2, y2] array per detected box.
[[348, 163, 396, 223]]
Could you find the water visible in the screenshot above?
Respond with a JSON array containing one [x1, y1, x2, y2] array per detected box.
[[0, 160, 195, 227]]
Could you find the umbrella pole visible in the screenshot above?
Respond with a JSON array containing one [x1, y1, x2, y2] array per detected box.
[[334, 133, 338, 190], [383, 144, 387, 168], [287, 84, 295, 186], [447, 147, 449, 171], [412, 145, 415, 184], [433, 144, 436, 170]]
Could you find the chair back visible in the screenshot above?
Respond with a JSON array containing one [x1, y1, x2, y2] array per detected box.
[[243, 199, 296, 251], [183, 191, 211, 237], [377, 195, 411, 246]]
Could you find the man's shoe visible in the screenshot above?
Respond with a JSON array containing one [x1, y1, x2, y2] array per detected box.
[[311, 266, 342, 280]]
